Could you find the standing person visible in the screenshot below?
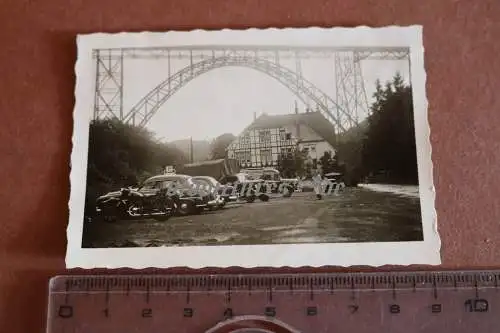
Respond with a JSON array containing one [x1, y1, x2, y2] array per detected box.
[[312, 169, 323, 200]]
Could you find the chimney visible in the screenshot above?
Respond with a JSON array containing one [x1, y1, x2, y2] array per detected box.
[[253, 111, 257, 121], [295, 101, 301, 139], [190, 136, 194, 163]]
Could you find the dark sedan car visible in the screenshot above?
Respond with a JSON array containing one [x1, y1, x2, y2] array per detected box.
[[142, 174, 212, 214], [96, 174, 210, 217]]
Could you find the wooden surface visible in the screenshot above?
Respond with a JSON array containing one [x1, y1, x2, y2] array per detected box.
[[1, 1, 499, 332]]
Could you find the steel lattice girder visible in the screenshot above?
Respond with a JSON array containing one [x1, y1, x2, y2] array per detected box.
[[93, 50, 124, 120], [92, 45, 409, 61], [334, 53, 370, 124], [123, 55, 357, 134]]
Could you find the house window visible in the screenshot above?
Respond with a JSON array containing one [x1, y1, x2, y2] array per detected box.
[[312, 158, 318, 169], [260, 149, 272, 165], [285, 133, 292, 140], [241, 133, 250, 145], [259, 130, 271, 144]]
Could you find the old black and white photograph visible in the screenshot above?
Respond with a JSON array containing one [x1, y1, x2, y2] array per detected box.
[[66, 26, 440, 268]]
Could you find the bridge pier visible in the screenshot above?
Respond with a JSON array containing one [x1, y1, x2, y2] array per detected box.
[[93, 49, 124, 121]]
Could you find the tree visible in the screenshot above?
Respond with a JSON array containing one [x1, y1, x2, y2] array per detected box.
[[277, 149, 307, 178], [319, 150, 338, 174], [84, 119, 189, 216], [335, 137, 363, 186], [329, 72, 418, 186], [392, 72, 405, 93], [361, 72, 418, 184], [210, 133, 236, 160]]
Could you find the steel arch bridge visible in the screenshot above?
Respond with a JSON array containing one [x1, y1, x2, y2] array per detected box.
[[126, 55, 356, 133], [92, 45, 410, 135]]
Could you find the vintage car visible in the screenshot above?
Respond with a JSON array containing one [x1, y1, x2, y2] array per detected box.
[[219, 173, 270, 203], [190, 175, 227, 209], [218, 174, 243, 202], [144, 174, 218, 214], [95, 174, 211, 220], [243, 168, 297, 197], [323, 172, 345, 195], [95, 184, 175, 223]]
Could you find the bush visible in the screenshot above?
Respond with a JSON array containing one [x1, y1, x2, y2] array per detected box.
[[83, 119, 188, 217]]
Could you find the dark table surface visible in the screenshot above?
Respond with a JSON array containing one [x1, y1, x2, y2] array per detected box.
[[1, 1, 499, 332]]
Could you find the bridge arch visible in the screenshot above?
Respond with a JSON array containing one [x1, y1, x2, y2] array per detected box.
[[123, 55, 357, 133]]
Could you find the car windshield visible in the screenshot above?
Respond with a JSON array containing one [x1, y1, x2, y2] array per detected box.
[[236, 173, 254, 182], [163, 176, 191, 186], [160, 180, 180, 190], [262, 171, 280, 181], [139, 180, 161, 190], [220, 176, 237, 184], [139, 176, 193, 190], [194, 177, 217, 186], [191, 179, 211, 193]]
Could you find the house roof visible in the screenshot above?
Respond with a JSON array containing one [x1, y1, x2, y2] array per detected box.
[[244, 112, 337, 148]]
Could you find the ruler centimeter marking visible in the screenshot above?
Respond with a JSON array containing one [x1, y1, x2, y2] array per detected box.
[[46, 271, 500, 333], [52, 272, 500, 291]]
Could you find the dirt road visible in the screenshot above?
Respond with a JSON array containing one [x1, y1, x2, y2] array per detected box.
[[82, 186, 424, 248]]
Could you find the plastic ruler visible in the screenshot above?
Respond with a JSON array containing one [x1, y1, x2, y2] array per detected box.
[[46, 270, 499, 332]]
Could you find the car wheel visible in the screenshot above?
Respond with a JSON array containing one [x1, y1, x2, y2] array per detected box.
[[153, 215, 170, 221], [258, 193, 269, 202], [177, 200, 195, 216]]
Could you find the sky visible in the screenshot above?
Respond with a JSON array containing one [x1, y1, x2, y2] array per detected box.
[[121, 56, 410, 142]]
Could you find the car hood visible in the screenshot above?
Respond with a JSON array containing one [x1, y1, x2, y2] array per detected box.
[[97, 188, 147, 201], [97, 190, 122, 200]]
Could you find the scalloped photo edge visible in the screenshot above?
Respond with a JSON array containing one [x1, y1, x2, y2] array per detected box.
[[66, 25, 440, 268]]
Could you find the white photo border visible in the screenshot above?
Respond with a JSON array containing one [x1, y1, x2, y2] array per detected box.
[[66, 25, 441, 268]]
